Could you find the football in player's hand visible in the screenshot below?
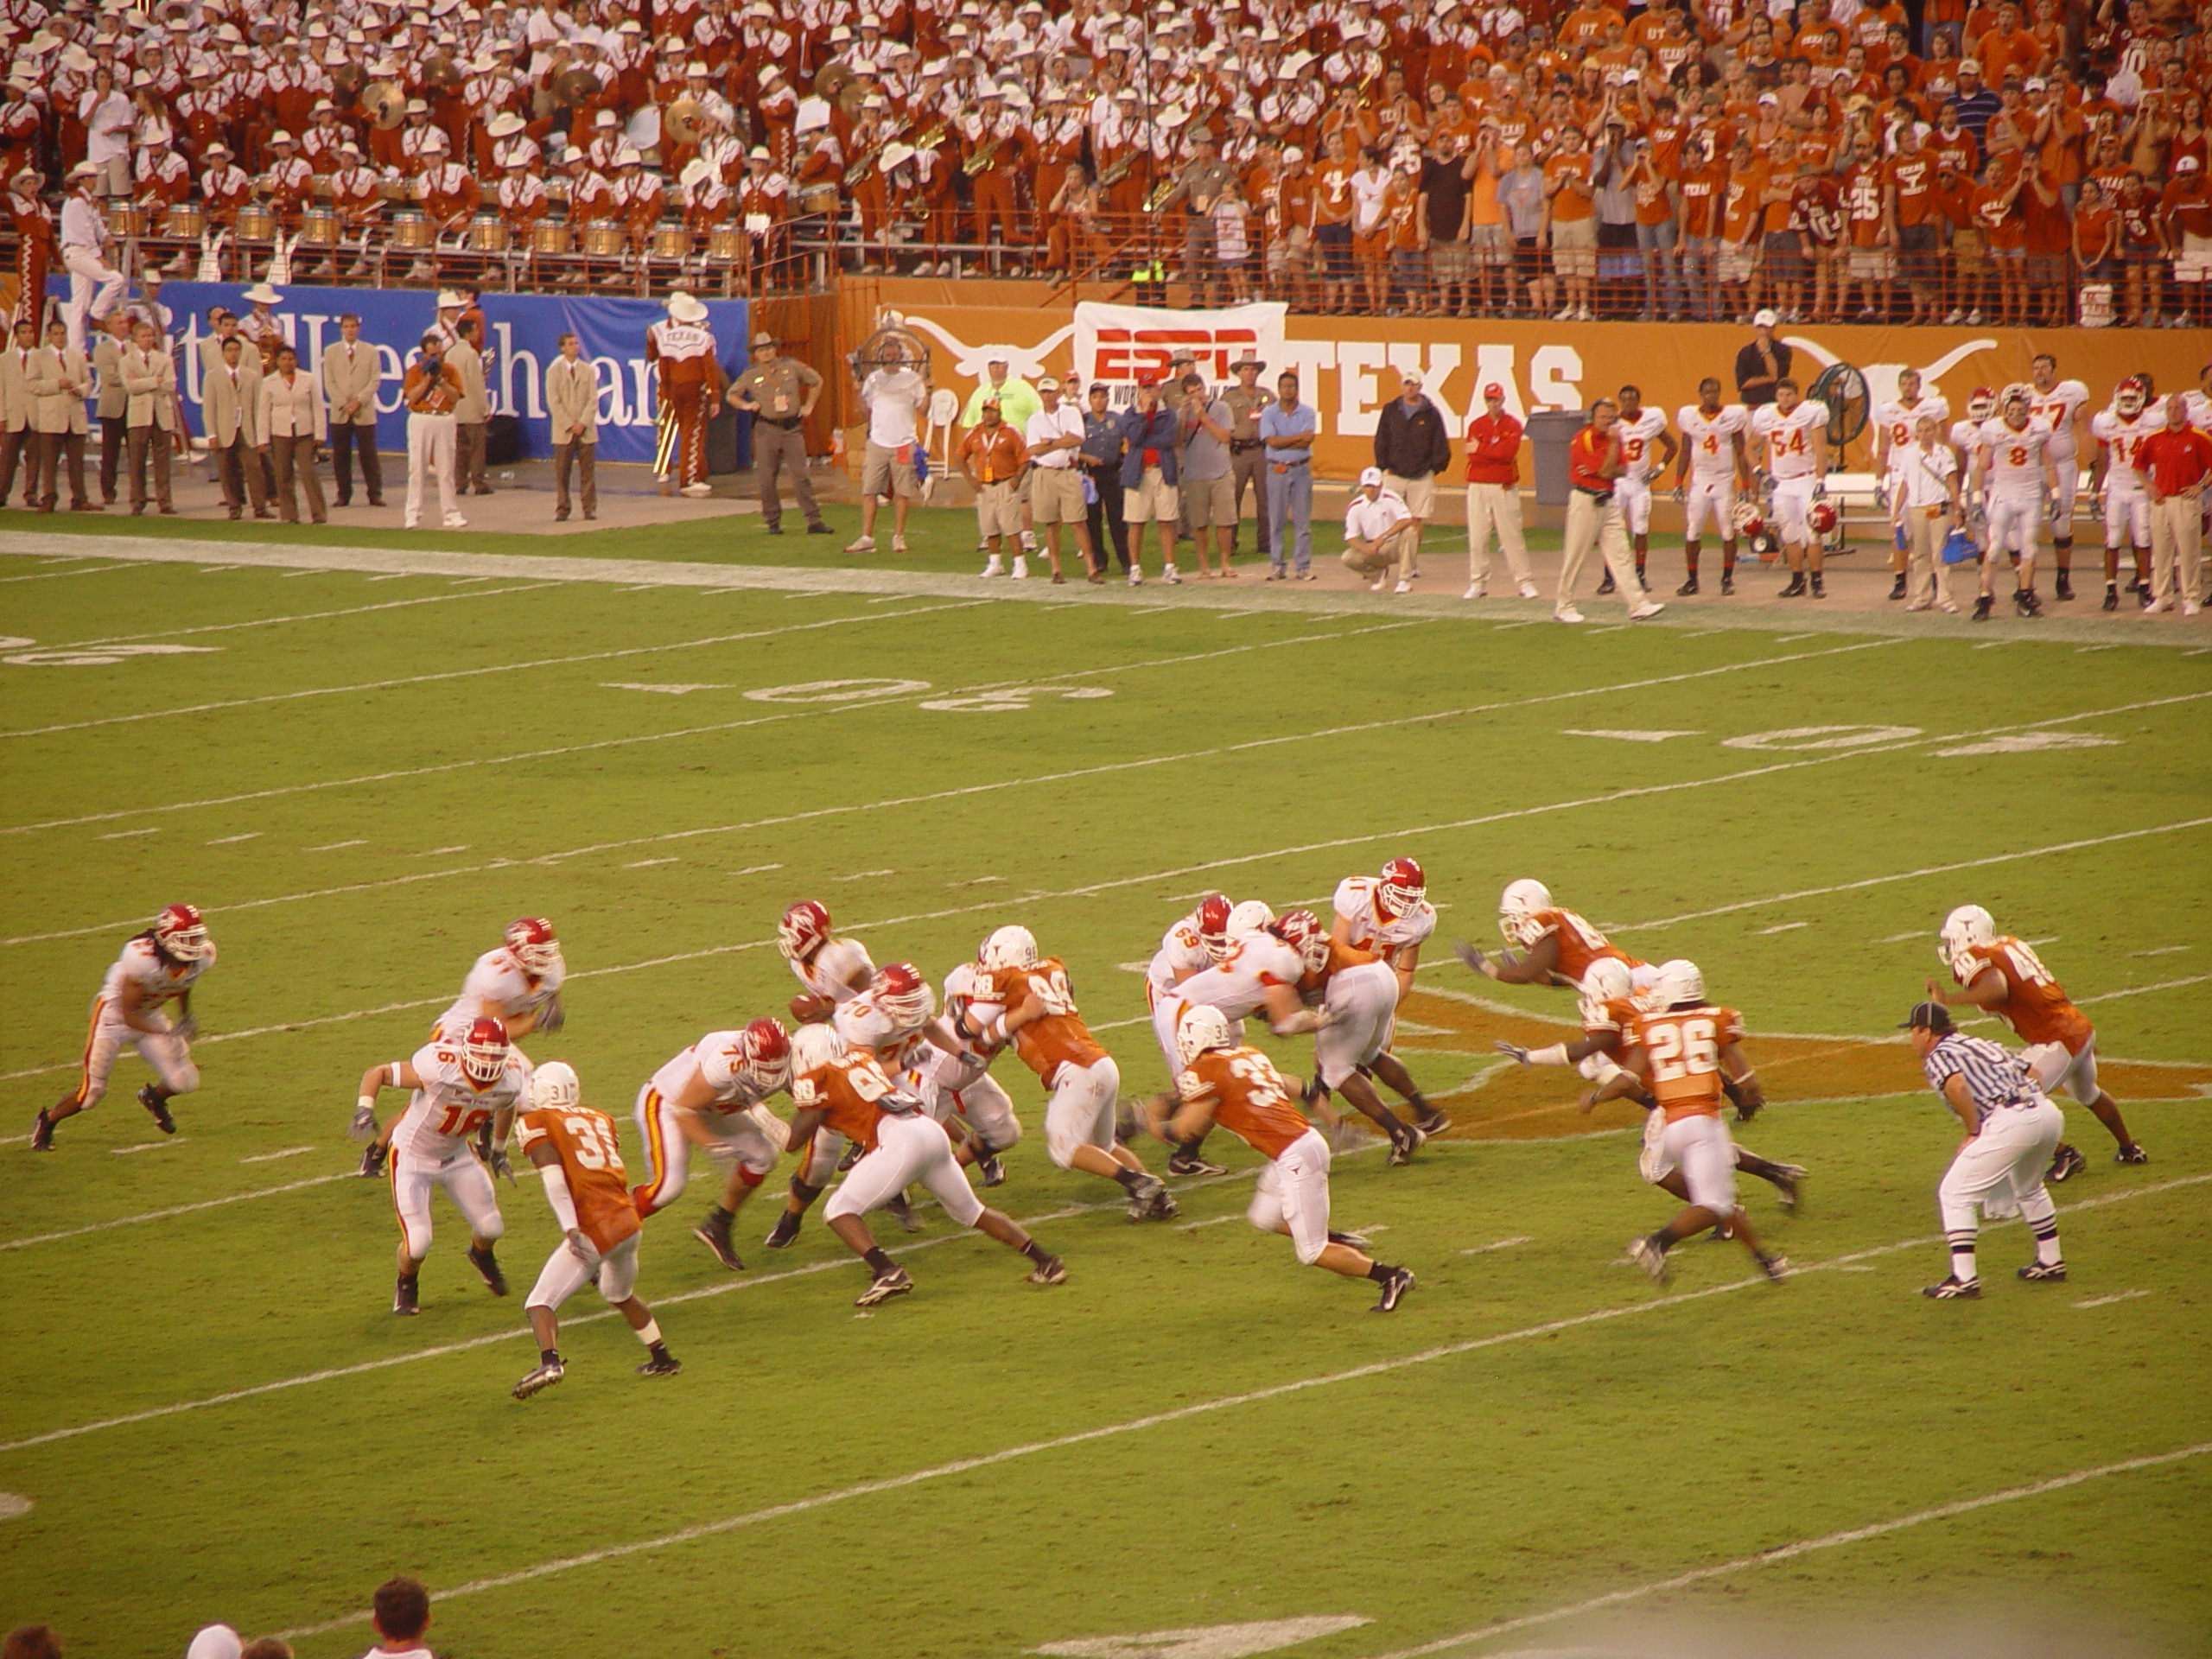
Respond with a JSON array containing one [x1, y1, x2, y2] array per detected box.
[[790, 994, 831, 1025]]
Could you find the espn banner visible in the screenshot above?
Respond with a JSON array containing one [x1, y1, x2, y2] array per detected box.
[[1072, 300, 1287, 393], [135, 283, 750, 467]]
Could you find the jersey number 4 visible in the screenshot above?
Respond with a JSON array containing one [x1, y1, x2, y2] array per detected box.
[[1646, 1017, 1719, 1084]]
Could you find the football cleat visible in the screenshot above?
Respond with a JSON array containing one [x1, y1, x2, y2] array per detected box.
[[2014, 588, 2042, 617], [2115, 1143, 2149, 1165], [393, 1275, 420, 1316], [1719, 572, 1735, 595], [30, 1109, 54, 1151], [1026, 1253, 1068, 1286], [1328, 1229, 1371, 1250], [1124, 1173, 1171, 1221], [1371, 1266, 1414, 1312], [358, 1141, 388, 1179], [1921, 1274, 1981, 1300], [884, 1191, 924, 1232], [137, 1085, 175, 1135], [1972, 594, 1994, 621], [764, 1209, 804, 1249], [1778, 573, 1808, 597], [1677, 575, 1700, 596], [1888, 573, 1909, 601], [975, 1152, 1007, 1186], [637, 1352, 683, 1377], [1628, 1234, 1670, 1281], [1808, 573, 1825, 599], [1758, 1253, 1790, 1281], [512, 1360, 565, 1399], [1167, 1148, 1227, 1178], [2017, 1259, 2068, 1282], [1595, 570, 1617, 595], [1144, 1180, 1180, 1221], [1411, 1108, 1452, 1138], [855, 1265, 914, 1306], [2046, 1143, 2088, 1183], [694, 1209, 744, 1272], [2102, 586, 2119, 612], [2055, 572, 2074, 601], [467, 1245, 509, 1296], [1387, 1126, 1427, 1167]]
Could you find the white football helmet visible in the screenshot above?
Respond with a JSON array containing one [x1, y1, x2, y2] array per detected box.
[[788, 1020, 846, 1076], [1939, 904, 1996, 978], [1647, 958, 1706, 1009], [1225, 899, 1274, 938], [1175, 1003, 1234, 1066], [529, 1059, 580, 1110], [2113, 376, 2147, 418], [1498, 878, 1552, 945], [978, 925, 1038, 971], [1580, 959, 1634, 1004]]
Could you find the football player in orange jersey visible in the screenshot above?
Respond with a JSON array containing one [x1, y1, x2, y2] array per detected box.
[[784, 1023, 1065, 1306], [511, 1063, 680, 1398], [1925, 905, 2146, 1182], [1144, 1005, 1414, 1311], [1585, 960, 1789, 1283], [1458, 878, 1648, 990], [1498, 959, 1804, 1212]]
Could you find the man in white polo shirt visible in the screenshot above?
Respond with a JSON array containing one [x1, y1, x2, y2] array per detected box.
[[1342, 466, 1421, 593], [848, 341, 928, 554], [1024, 375, 1093, 582]]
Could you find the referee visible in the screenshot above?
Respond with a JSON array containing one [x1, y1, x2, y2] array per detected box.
[[1903, 1001, 2068, 1301]]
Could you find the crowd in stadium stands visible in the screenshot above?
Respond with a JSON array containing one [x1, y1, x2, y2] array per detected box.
[[2, 0, 2209, 323]]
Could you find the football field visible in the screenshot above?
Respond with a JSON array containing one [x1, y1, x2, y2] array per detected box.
[[3, 533, 2209, 1659]]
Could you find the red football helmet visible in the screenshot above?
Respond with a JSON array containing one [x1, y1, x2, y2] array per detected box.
[[1270, 908, 1331, 974], [1376, 856, 1426, 921], [1194, 893, 1233, 963], [504, 915, 559, 974], [151, 902, 213, 961], [737, 1017, 792, 1090], [460, 1015, 510, 1084], [1807, 500, 1840, 536], [872, 962, 934, 1027], [777, 900, 832, 962], [1732, 499, 1765, 538]]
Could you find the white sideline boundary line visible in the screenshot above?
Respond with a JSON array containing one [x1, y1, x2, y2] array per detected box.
[[1359, 1441, 2212, 1659], [245, 1169, 2212, 1641], [28, 582, 561, 651]]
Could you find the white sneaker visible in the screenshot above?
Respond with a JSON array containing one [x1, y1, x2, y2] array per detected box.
[[1370, 574, 1390, 591], [2185, 601, 2202, 615], [845, 535, 877, 553], [680, 482, 713, 498], [2145, 597, 2173, 614], [1554, 607, 1586, 623], [1553, 306, 1575, 321], [1394, 579, 1413, 594], [1162, 563, 1181, 584], [1517, 580, 1541, 599], [1905, 597, 1932, 613], [980, 555, 1005, 577], [404, 517, 421, 530], [892, 535, 909, 554], [1128, 569, 1142, 586], [1011, 556, 1028, 579], [1463, 580, 1486, 599], [442, 513, 468, 529], [1628, 600, 1665, 620], [1939, 600, 1959, 613]]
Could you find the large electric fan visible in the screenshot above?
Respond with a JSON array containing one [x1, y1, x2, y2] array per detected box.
[[1808, 360, 1871, 447]]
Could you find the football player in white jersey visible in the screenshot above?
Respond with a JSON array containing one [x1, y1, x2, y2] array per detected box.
[[1872, 368, 1952, 601], [1595, 385, 1678, 597], [1330, 855, 1433, 1001], [1144, 893, 1236, 1174], [1749, 378, 1834, 597], [355, 1014, 531, 1314], [1969, 385, 2060, 619], [2088, 376, 2164, 611], [353, 916, 567, 1176], [778, 899, 876, 1022], [630, 1018, 794, 1269], [1673, 378, 1751, 596], [1946, 386, 1997, 570], [2026, 354, 2090, 600], [34, 904, 215, 1150]]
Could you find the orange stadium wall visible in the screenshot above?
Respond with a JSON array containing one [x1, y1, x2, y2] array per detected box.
[[847, 283, 2209, 482]]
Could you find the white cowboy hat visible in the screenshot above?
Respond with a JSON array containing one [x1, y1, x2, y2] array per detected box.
[[435, 288, 467, 308], [242, 282, 283, 304], [666, 291, 709, 323], [486, 111, 524, 137], [879, 141, 914, 172]]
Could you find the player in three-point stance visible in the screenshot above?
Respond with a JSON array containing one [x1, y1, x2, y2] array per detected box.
[[1584, 960, 1789, 1283], [629, 1018, 794, 1271], [783, 1022, 1065, 1306], [1925, 905, 2145, 1182], [357, 1014, 529, 1314], [511, 1061, 681, 1397], [1146, 1005, 1415, 1311], [1900, 1001, 2067, 1300], [34, 903, 214, 1150]]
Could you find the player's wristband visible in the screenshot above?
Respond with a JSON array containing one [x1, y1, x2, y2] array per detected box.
[[358, 1094, 377, 1116], [1589, 1060, 1629, 1090], [1528, 1043, 1569, 1065]]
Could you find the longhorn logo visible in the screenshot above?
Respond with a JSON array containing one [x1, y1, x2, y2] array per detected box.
[[900, 314, 1077, 385], [1783, 334, 1997, 412]]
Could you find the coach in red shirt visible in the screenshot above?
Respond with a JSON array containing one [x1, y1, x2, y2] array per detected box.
[[1463, 382, 1535, 599], [2139, 393, 2211, 615], [1556, 398, 1662, 623]]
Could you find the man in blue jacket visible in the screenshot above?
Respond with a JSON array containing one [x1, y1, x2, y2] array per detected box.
[[1120, 373, 1183, 586]]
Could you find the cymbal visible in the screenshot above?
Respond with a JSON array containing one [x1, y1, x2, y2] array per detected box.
[[553, 67, 599, 107], [364, 81, 406, 130], [664, 95, 705, 147], [814, 60, 855, 103]]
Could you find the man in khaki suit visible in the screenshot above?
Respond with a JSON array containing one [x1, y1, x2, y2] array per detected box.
[[448, 315, 492, 496], [258, 343, 328, 524], [204, 332, 270, 520], [323, 311, 384, 506], [92, 313, 134, 505], [544, 330, 597, 522], [27, 318, 94, 512], [0, 316, 37, 508], [120, 318, 177, 514]]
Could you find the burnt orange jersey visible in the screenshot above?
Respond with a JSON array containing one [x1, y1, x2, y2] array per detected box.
[[1579, 993, 1642, 1049], [1175, 1045, 1311, 1161], [515, 1104, 643, 1255], [1955, 938, 2093, 1053], [1623, 1003, 1745, 1122], [791, 1050, 899, 1151], [1519, 907, 1640, 985], [984, 958, 1108, 1083], [1298, 936, 1380, 1000]]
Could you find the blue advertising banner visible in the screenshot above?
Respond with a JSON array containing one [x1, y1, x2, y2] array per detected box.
[[141, 283, 749, 467]]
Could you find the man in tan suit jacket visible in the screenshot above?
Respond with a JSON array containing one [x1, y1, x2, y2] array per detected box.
[[258, 343, 329, 524], [323, 311, 385, 506], [204, 333, 270, 520], [92, 313, 133, 505], [121, 318, 177, 514], [448, 315, 492, 496], [0, 316, 38, 507], [545, 330, 598, 521], [26, 318, 95, 512]]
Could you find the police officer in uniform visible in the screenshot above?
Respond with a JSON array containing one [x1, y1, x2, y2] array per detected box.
[[726, 328, 830, 535], [1224, 352, 1274, 565]]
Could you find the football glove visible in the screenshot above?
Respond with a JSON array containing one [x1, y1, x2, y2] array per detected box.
[[536, 993, 565, 1034], [564, 1228, 601, 1272], [1496, 1041, 1531, 1063], [1453, 940, 1490, 976], [489, 1147, 516, 1185]]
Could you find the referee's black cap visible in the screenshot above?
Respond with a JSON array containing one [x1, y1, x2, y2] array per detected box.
[[1899, 1001, 1955, 1033]]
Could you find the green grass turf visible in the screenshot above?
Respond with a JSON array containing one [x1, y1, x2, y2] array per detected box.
[[0, 548, 2207, 1658]]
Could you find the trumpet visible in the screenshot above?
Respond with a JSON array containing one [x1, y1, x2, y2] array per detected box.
[[962, 130, 1005, 177]]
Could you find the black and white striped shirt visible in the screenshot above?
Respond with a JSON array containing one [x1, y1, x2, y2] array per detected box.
[[1922, 1033, 2043, 1126]]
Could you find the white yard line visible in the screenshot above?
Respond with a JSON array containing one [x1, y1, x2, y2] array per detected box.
[[0, 1172, 350, 1250], [2073, 1289, 2151, 1308], [239, 1146, 316, 1164], [0, 563, 137, 583], [28, 582, 559, 652], [229, 1171, 2212, 1640]]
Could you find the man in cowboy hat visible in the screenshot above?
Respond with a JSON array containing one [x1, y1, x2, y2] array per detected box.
[[647, 290, 724, 497], [726, 327, 828, 534], [1223, 351, 1273, 564], [237, 282, 287, 371], [59, 162, 125, 354]]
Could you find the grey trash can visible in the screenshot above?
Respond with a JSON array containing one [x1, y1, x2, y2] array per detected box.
[[1527, 409, 1587, 507]]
